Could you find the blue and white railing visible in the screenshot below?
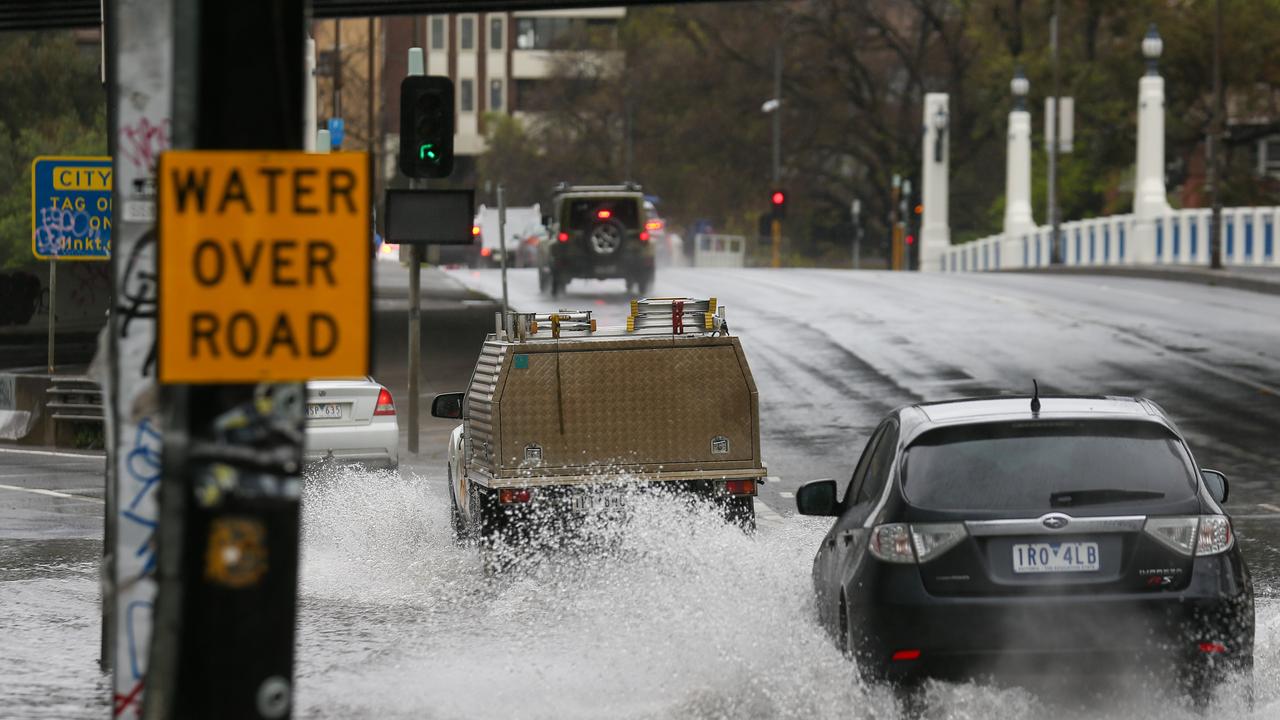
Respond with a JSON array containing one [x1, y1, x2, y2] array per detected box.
[[940, 207, 1280, 272]]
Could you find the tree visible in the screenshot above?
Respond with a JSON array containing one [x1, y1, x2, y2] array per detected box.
[[0, 31, 106, 270]]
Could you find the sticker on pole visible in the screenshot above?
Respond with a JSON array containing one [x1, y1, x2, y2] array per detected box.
[[158, 150, 370, 383], [31, 156, 112, 260]]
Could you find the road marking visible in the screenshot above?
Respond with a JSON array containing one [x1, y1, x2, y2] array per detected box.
[[1258, 503, 1280, 514], [0, 483, 105, 504], [779, 491, 795, 499], [0, 447, 104, 460]]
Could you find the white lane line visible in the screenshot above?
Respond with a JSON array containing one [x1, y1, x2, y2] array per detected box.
[[779, 491, 795, 499], [0, 447, 105, 460], [0, 483, 105, 504], [1258, 503, 1280, 514]]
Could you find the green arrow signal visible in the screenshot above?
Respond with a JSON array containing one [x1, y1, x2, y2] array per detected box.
[[419, 144, 438, 161]]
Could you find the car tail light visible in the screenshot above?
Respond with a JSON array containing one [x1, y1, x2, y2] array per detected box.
[[1195, 516, 1234, 555], [910, 523, 967, 562], [558, 232, 569, 243], [639, 231, 650, 242], [499, 488, 532, 504], [596, 208, 612, 220], [374, 388, 396, 416], [891, 649, 921, 661], [869, 524, 915, 564], [471, 225, 481, 237], [869, 523, 967, 564], [480, 247, 492, 257], [725, 479, 756, 496], [645, 219, 664, 232], [1143, 516, 1234, 556]]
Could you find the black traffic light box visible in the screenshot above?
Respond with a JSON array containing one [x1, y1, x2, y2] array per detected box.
[[399, 75, 454, 179]]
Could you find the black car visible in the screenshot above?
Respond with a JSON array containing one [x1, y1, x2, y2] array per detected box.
[[797, 395, 1254, 705], [538, 183, 655, 297]]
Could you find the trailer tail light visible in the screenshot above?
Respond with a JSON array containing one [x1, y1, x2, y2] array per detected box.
[[725, 479, 756, 496], [374, 388, 396, 416], [499, 488, 532, 504], [558, 232, 569, 243], [891, 649, 921, 662]]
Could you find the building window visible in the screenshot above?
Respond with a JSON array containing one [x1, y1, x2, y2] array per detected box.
[[1258, 135, 1280, 179], [430, 17, 445, 50], [490, 17, 504, 51], [490, 79, 504, 111], [514, 16, 618, 50], [459, 16, 475, 51], [460, 79, 474, 112]]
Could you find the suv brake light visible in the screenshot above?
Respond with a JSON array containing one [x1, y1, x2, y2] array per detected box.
[[869, 523, 967, 564], [1143, 516, 1233, 556], [374, 387, 396, 416]]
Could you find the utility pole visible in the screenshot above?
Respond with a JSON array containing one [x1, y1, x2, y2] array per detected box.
[[498, 184, 510, 317], [890, 173, 902, 271], [1209, 0, 1224, 269], [333, 19, 342, 119], [147, 2, 309, 718], [1048, 0, 1062, 264], [770, 41, 783, 269]]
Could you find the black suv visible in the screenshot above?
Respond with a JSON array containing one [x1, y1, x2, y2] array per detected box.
[[798, 395, 1254, 707], [538, 183, 655, 297]]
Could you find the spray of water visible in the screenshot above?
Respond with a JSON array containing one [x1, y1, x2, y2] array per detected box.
[[296, 466, 1279, 720]]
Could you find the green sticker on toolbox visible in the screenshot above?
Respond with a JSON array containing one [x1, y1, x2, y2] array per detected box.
[[514, 354, 529, 369]]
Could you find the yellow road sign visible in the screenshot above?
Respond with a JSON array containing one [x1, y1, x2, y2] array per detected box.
[[158, 150, 370, 383]]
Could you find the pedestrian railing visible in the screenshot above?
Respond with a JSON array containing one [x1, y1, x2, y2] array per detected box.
[[938, 207, 1280, 272]]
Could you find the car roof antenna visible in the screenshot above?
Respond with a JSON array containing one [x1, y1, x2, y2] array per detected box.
[[1030, 379, 1041, 414]]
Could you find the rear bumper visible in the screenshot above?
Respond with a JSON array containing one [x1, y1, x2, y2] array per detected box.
[[304, 422, 399, 469], [849, 556, 1254, 681]]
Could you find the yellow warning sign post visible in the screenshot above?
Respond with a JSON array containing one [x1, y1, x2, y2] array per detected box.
[[158, 151, 370, 383]]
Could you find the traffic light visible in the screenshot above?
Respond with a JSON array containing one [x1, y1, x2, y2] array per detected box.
[[770, 189, 787, 219], [399, 76, 454, 179]]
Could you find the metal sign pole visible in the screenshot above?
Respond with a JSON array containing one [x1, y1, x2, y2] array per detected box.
[[47, 256, 56, 374], [498, 184, 509, 319]]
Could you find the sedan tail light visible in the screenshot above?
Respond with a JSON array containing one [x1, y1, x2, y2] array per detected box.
[[1143, 516, 1234, 556], [374, 387, 396, 416], [869, 523, 967, 564]]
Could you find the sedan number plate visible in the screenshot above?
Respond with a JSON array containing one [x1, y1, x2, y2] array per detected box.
[[307, 403, 343, 419], [1012, 542, 1099, 574]]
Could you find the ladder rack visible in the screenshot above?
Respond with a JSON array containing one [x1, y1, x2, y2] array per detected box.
[[494, 297, 728, 341]]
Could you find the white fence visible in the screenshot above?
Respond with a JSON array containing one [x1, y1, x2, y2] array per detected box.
[[938, 207, 1280, 272], [693, 233, 747, 268]]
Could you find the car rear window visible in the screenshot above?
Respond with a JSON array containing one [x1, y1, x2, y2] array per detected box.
[[902, 420, 1197, 512], [565, 198, 639, 230]]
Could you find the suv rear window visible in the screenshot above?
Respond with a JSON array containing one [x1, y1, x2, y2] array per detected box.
[[902, 420, 1197, 512], [565, 198, 639, 230]]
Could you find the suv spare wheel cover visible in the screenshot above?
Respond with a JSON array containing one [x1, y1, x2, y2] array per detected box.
[[590, 222, 623, 255]]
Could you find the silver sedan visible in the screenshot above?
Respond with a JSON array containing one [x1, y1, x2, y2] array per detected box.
[[304, 377, 399, 469]]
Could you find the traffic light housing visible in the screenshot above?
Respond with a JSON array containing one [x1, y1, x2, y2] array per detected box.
[[770, 189, 787, 219], [399, 76, 454, 179]]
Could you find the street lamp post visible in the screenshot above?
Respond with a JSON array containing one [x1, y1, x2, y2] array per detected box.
[[1048, 0, 1062, 264], [1209, 0, 1224, 269], [851, 199, 862, 270]]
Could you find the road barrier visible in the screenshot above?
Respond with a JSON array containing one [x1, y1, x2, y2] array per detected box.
[[939, 207, 1280, 272]]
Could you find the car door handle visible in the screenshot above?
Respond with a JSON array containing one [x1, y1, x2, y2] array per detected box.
[[825, 537, 836, 548], [841, 532, 855, 546]]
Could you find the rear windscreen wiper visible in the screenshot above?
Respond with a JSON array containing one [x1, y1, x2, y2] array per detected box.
[[1049, 488, 1166, 507]]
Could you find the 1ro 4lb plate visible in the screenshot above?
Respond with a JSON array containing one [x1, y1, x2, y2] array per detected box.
[[1012, 541, 1100, 574], [307, 403, 342, 419]]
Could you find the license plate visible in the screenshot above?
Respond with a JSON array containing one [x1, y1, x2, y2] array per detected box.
[[1012, 541, 1100, 574], [567, 493, 627, 513], [307, 403, 342, 419]]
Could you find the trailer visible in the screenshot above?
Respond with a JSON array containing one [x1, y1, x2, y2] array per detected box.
[[432, 297, 765, 563]]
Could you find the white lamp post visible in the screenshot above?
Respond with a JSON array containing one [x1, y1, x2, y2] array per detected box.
[[1004, 66, 1036, 237], [1133, 23, 1171, 263], [919, 93, 951, 272]]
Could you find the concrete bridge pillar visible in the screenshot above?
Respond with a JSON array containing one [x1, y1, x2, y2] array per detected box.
[[1004, 68, 1036, 237], [919, 93, 950, 272], [1133, 24, 1171, 263]]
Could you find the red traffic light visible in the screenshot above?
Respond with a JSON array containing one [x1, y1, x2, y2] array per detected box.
[[905, 234, 916, 246], [771, 191, 786, 206]]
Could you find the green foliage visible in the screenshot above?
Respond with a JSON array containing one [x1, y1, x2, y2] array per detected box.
[[0, 32, 107, 270]]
